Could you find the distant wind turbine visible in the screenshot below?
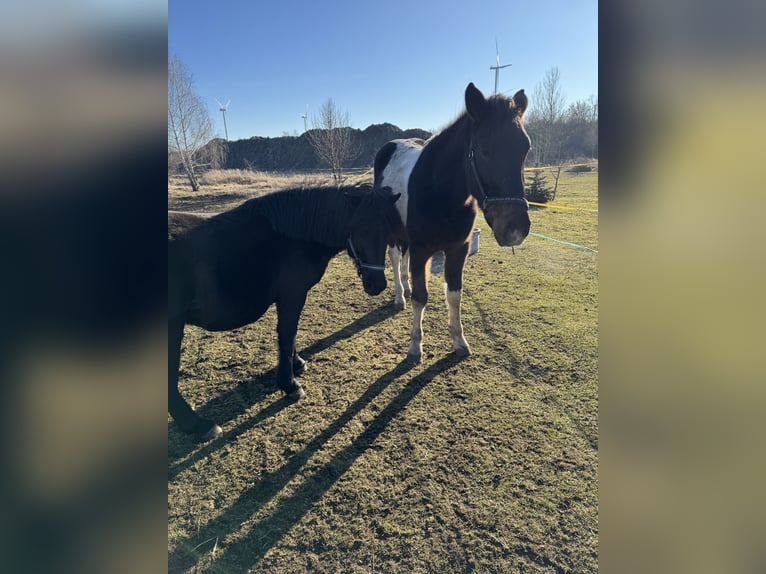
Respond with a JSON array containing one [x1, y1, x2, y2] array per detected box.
[[489, 39, 511, 94], [300, 105, 308, 132], [215, 98, 230, 141]]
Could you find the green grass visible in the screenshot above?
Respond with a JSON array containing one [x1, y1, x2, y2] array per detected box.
[[168, 170, 598, 573]]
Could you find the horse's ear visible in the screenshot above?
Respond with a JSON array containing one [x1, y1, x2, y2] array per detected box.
[[512, 89, 528, 116], [465, 82, 486, 121]]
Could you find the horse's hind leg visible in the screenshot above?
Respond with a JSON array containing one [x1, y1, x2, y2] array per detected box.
[[444, 242, 471, 357], [168, 318, 222, 441], [276, 293, 308, 400], [389, 245, 406, 310], [401, 244, 411, 299], [407, 247, 430, 363]]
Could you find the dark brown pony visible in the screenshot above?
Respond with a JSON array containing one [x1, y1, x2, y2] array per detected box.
[[374, 83, 531, 362], [169, 183, 401, 440]]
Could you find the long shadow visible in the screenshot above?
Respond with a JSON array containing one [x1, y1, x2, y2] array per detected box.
[[169, 353, 465, 573], [168, 393, 291, 482], [464, 285, 598, 451], [168, 303, 399, 465], [297, 302, 398, 361]]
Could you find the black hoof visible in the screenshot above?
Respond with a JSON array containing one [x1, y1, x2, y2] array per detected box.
[[198, 424, 223, 442], [284, 382, 306, 400], [293, 357, 307, 376], [189, 420, 222, 442], [406, 352, 422, 365]]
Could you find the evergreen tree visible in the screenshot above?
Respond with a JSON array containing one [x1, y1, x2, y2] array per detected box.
[[526, 169, 554, 203]]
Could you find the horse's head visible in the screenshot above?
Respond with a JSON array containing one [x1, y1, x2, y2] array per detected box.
[[464, 82, 531, 247], [345, 184, 402, 296]]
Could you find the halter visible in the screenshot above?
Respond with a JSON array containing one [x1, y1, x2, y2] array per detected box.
[[347, 236, 386, 277], [467, 147, 529, 212]]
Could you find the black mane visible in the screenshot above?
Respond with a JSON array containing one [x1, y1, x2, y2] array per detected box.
[[218, 184, 370, 249], [429, 92, 520, 140]]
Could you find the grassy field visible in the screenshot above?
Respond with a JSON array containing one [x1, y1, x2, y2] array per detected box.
[[168, 167, 598, 573]]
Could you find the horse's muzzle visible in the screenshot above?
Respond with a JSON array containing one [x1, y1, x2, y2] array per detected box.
[[484, 203, 530, 247], [494, 229, 528, 247], [361, 270, 387, 296]]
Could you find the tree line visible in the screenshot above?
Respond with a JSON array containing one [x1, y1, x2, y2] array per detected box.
[[169, 56, 597, 191], [524, 66, 598, 167]]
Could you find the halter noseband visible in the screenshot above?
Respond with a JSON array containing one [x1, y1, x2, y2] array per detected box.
[[467, 147, 529, 211], [347, 236, 386, 277]]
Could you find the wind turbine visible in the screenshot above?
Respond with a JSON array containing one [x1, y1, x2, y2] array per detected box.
[[215, 98, 230, 141], [300, 105, 308, 132], [489, 39, 511, 94]]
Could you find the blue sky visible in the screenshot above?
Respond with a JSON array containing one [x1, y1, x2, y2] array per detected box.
[[169, 1, 597, 140]]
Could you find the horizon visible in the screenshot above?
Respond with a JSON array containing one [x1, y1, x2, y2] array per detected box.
[[169, 1, 597, 140], [210, 121, 431, 143]]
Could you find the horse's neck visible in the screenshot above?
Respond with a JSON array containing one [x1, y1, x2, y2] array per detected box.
[[255, 188, 350, 250], [419, 116, 470, 198], [296, 189, 351, 248]]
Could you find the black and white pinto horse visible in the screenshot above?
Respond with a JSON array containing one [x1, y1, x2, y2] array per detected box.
[[374, 82, 531, 363], [169, 183, 401, 440]]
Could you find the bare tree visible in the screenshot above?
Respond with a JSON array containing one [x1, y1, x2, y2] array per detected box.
[[168, 55, 215, 191], [560, 97, 598, 162], [306, 98, 357, 183], [527, 66, 567, 166]]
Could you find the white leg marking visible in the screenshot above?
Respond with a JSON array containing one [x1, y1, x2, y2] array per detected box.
[[401, 249, 411, 299], [390, 246, 406, 310], [408, 299, 425, 361], [445, 287, 471, 356]]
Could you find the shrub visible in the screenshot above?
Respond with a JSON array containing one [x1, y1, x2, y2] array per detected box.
[[525, 169, 554, 203]]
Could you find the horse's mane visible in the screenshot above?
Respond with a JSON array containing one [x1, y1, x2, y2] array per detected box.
[[429, 92, 521, 141], [234, 185, 358, 248]]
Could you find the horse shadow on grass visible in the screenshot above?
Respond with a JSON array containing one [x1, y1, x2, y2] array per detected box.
[[168, 352, 466, 574], [168, 302, 399, 468]]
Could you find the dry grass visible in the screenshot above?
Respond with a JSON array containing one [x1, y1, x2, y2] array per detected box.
[[199, 169, 334, 189], [168, 170, 598, 573], [169, 169, 373, 213]]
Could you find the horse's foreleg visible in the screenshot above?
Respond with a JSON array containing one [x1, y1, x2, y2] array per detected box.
[[444, 242, 471, 357], [389, 245, 406, 310], [293, 349, 307, 376], [276, 293, 308, 400], [407, 248, 430, 363], [168, 318, 222, 440]]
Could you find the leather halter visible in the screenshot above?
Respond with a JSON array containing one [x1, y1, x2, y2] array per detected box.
[[467, 147, 529, 211], [347, 236, 385, 277]]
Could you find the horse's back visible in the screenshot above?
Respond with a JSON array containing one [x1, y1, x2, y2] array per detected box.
[[168, 210, 218, 241], [374, 138, 424, 228], [168, 209, 274, 328]]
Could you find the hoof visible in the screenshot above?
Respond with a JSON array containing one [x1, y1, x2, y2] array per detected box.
[[454, 345, 472, 357], [286, 383, 306, 400], [197, 423, 223, 442], [293, 358, 307, 376], [406, 352, 422, 364], [394, 299, 406, 311]]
